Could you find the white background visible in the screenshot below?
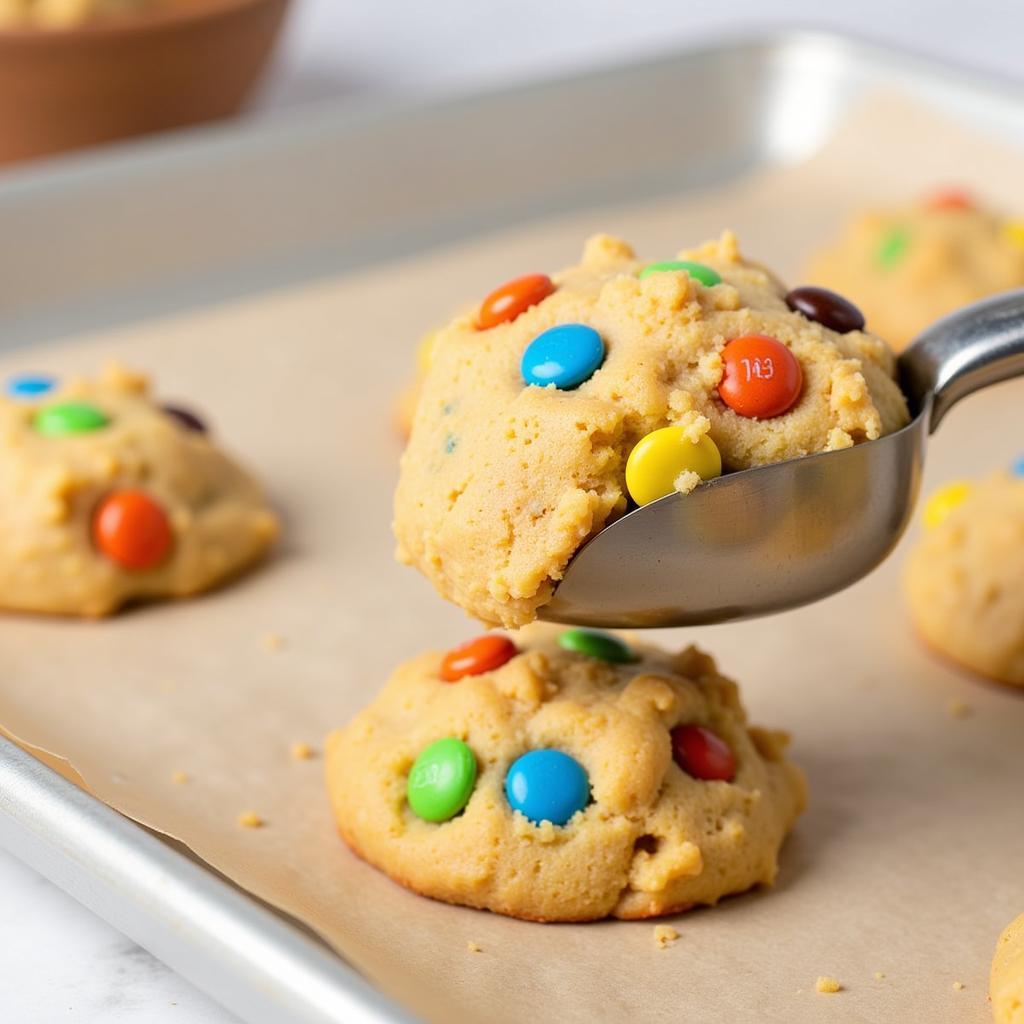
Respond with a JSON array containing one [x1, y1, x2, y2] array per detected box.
[[2, 1, 1022, 1020]]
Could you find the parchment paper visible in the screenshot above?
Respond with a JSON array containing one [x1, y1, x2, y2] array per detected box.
[[1, 97, 1022, 1024]]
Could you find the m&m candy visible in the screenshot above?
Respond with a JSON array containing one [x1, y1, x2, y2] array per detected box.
[[521, 323, 604, 390], [92, 490, 172, 570], [557, 628, 636, 664], [477, 273, 555, 330], [625, 427, 721, 506], [638, 260, 722, 287], [1012, 455, 1024, 478], [407, 737, 478, 822], [718, 335, 802, 419], [440, 634, 517, 682], [34, 401, 109, 437], [923, 480, 972, 529], [670, 724, 736, 782], [1003, 220, 1024, 250], [505, 749, 590, 827], [876, 227, 909, 269], [925, 187, 972, 211], [785, 286, 865, 334], [6, 373, 56, 400], [161, 404, 208, 434]]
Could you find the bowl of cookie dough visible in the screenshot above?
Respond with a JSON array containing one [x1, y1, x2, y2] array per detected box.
[[0, 0, 289, 165]]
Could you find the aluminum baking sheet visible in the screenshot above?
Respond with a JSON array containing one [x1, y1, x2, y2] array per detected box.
[[0, 30, 1021, 1024]]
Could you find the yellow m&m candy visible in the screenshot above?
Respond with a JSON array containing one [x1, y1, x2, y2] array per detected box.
[[1002, 220, 1024, 250], [922, 480, 972, 529], [625, 427, 721, 506]]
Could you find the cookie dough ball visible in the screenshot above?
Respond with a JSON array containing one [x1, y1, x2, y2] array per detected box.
[[904, 470, 1024, 686], [0, 364, 278, 617], [992, 913, 1024, 1024], [394, 232, 909, 627], [326, 626, 807, 922], [805, 191, 1024, 350]]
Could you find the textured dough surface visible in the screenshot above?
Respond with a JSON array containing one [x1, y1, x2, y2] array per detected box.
[[0, 363, 278, 617], [993, 914, 1024, 1024], [805, 202, 1024, 350], [394, 232, 909, 627], [904, 474, 1024, 687], [325, 626, 807, 922]]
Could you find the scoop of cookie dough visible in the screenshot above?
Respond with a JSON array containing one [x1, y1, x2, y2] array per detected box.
[[904, 471, 1024, 687], [0, 363, 278, 617], [394, 232, 909, 627], [325, 626, 806, 922], [805, 194, 1024, 350], [993, 913, 1024, 1024]]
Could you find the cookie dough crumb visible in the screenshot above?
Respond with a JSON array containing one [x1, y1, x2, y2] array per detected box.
[[874, 971, 886, 980], [815, 976, 842, 994], [238, 810, 264, 829], [290, 742, 315, 761], [171, 770, 189, 785], [946, 698, 972, 719], [466, 941, 482, 954], [653, 925, 679, 949], [262, 632, 286, 652], [952, 980, 965, 991]]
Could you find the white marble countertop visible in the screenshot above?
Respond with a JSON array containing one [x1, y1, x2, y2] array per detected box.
[[2, 1, 1022, 1020]]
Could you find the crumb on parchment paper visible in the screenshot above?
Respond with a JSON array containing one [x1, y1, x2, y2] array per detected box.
[[815, 976, 842, 994], [466, 941, 482, 953], [262, 632, 286, 652], [171, 770, 189, 784], [290, 742, 315, 761], [952, 980, 965, 991], [653, 925, 679, 949], [874, 971, 886, 980], [238, 810, 264, 828]]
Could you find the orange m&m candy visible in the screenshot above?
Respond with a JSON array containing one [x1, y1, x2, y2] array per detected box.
[[925, 187, 972, 211], [718, 335, 802, 419], [477, 274, 555, 330], [440, 634, 517, 682], [92, 490, 172, 570]]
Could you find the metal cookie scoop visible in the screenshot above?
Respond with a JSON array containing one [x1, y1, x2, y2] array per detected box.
[[540, 290, 1024, 628]]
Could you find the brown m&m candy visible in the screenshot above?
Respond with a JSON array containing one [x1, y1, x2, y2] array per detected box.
[[785, 286, 866, 334]]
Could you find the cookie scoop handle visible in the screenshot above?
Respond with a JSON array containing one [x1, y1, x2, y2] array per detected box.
[[900, 288, 1024, 433]]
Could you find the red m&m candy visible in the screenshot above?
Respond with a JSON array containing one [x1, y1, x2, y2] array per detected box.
[[477, 274, 555, 330], [670, 724, 736, 782], [440, 634, 517, 682], [92, 490, 172, 570], [718, 335, 802, 419]]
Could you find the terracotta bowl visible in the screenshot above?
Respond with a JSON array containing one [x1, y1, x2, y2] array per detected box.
[[0, 0, 290, 165]]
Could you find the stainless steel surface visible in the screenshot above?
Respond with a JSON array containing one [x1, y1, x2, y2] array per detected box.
[[0, 736, 418, 1024], [901, 288, 1024, 431], [544, 291, 1024, 627], [0, 29, 1022, 1024]]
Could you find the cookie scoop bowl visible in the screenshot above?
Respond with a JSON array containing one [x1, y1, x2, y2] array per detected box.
[[542, 289, 1024, 628]]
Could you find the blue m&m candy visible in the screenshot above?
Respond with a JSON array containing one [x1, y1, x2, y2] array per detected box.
[[7, 373, 56, 400], [505, 749, 590, 826], [1012, 455, 1024, 478], [521, 323, 604, 390]]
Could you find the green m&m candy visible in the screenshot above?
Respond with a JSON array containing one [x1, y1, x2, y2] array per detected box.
[[558, 628, 637, 664], [34, 401, 109, 437], [875, 227, 910, 269], [407, 737, 477, 822], [639, 260, 722, 287]]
